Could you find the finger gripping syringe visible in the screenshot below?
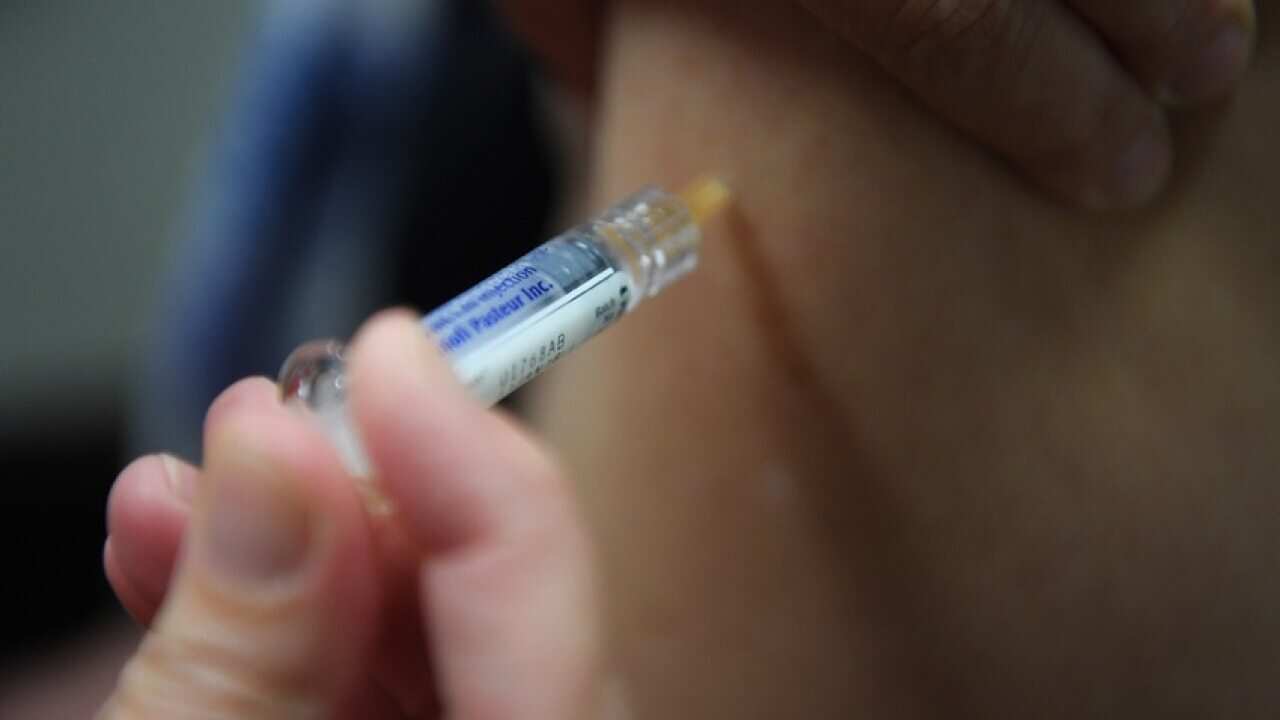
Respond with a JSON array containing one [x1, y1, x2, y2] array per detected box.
[[279, 178, 730, 476]]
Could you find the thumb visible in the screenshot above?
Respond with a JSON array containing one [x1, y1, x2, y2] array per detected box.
[[99, 408, 380, 719]]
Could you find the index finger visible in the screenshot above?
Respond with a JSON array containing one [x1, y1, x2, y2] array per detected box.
[[800, 0, 1174, 209], [348, 311, 607, 720]]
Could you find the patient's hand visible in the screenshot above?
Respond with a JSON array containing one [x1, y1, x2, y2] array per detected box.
[[505, 0, 1256, 209]]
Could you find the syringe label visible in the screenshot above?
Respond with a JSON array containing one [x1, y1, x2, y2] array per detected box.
[[449, 270, 631, 404], [423, 254, 566, 358]]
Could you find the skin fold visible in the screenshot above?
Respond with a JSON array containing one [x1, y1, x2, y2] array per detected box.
[[530, 0, 1280, 717]]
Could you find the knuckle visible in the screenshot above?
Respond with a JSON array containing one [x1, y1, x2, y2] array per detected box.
[[109, 627, 320, 719]]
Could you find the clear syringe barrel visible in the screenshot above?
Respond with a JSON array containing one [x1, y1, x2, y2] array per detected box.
[[278, 180, 728, 478]]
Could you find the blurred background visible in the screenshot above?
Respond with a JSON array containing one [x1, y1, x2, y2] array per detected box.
[[0, 1, 567, 713]]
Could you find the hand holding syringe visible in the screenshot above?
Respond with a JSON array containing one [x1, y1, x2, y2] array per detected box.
[[99, 178, 731, 719], [279, 178, 731, 479]]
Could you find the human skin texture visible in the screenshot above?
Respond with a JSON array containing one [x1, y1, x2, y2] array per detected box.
[[530, 0, 1280, 717], [504, 0, 1257, 210]]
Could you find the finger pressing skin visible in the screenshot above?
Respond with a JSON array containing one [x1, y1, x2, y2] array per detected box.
[[348, 311, 605, 720], [1068, 0, 1256, 104], [798, 0, 1173, 209], [100, 402, 381, 719]]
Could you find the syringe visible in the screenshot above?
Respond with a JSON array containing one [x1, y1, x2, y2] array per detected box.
[[279, 178, 731, 478]]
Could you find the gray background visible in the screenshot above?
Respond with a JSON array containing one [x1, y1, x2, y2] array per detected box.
[[0, 1, 253, 440]]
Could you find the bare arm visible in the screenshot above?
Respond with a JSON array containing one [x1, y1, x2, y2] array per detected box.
[[533, 1, 1280, 717]]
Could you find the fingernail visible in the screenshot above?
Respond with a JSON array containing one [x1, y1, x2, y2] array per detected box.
[[1107, 127, 1173, 209], [161, 454, 194, 504], [202, 443, 311, 583], [1167, 21, 1253, 105]]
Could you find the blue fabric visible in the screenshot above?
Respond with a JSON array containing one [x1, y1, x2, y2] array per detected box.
[[139, 0, 555, 459]]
